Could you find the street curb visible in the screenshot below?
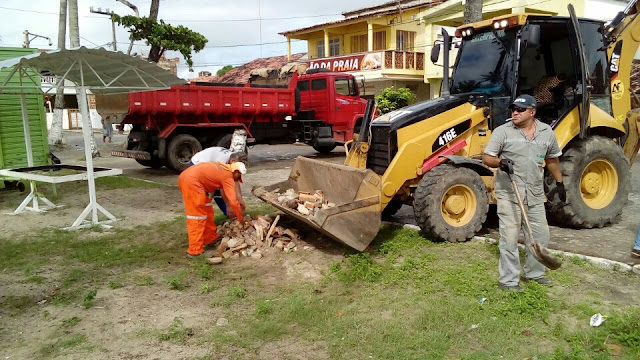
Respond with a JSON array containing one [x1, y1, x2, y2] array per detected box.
[[381, 221, 639, 275]]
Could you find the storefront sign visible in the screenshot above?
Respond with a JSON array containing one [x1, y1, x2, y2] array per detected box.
[[307, 52, 382, 72]]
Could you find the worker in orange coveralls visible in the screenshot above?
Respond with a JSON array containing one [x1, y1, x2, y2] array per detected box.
[[178, 161, 247, 258]]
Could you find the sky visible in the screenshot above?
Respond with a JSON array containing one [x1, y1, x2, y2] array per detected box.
[[0, 0, 386, 79]]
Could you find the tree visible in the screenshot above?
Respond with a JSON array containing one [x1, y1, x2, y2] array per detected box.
[[112, 14, 208, 70], [49, 0, 67, 147], [216, 65, 234, 76], [463, 0, 483, 24], [375, 87, 417, 114]]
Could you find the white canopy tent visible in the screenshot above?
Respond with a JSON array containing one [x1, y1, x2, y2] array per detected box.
[[0, 47, 186, 229]]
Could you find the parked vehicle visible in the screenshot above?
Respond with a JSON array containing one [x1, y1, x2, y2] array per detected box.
[[105, 69, 367, 172]]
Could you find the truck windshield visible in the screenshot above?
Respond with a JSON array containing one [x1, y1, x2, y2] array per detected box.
[[450, 30, 517, 96]]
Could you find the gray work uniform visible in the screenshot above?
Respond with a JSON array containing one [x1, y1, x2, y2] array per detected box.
[[484, 119, 562, 286]]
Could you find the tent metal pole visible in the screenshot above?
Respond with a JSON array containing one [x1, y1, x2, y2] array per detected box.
[[77, 85, 99, 223]]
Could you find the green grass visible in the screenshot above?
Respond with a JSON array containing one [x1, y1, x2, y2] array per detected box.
[[38, 334, 88, 358], [2, 209, 639, 359], [157, 317, 194, 344], [166, 269, 188, 291]]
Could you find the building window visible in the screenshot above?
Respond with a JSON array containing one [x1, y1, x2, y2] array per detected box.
[[373, 30, 386, 51], [396, 30, 416, 51], [351, 34, 368, 53], [317, 40, 325, 58], [329, 38, 340, 56]]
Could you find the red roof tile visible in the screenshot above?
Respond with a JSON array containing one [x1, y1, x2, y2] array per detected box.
[[189, 53, 307, 83]]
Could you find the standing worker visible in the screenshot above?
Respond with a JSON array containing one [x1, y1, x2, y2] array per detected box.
[[190, 147, 248, 217], [482, 95, 565, 291], [178, 161, 247, 258]]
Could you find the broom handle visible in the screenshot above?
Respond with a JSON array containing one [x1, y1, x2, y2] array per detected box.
[[510, 179, 537, 243]]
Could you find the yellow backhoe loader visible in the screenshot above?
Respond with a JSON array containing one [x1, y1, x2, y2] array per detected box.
[[255, 1, 640, 251]]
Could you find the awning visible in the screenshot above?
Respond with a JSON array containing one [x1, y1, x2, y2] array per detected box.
[[0, 46, 186, 95], [0, 47, 185, 229]]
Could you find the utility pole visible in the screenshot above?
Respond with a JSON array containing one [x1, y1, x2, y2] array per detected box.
[[116, 0, 139, 55], [463, 0, 483, 24], [68, 0, 99, 157], [49, 0, 67, 147], [89, 6, 117, 50], [22, 30, 53, 48]]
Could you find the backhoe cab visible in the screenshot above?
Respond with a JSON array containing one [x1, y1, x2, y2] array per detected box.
[[256, 1, 640, 251]]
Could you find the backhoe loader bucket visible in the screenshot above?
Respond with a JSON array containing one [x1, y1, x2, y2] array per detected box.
[[253, 157, 382, 251]]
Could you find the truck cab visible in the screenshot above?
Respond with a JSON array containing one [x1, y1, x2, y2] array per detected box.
[[296, 71, 367, 152]]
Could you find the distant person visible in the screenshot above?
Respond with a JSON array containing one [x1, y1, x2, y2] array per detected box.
[[102, 115, 114, 143], [178, 161, 246, 258], [190, 147, 248, 217], [633, 225, 640, 258]]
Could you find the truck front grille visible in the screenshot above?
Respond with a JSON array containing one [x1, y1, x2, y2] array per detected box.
[[367, 125, 395, 175]]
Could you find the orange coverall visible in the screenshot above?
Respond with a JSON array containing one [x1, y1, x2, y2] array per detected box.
[[177, 162, 243, 256]]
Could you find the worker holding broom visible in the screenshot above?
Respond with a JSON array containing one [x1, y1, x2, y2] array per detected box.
[[178, 161, 247, 258], [482, 95, 565, 291]]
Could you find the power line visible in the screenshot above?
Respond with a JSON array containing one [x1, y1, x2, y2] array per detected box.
[[0, 5, 341, 22]]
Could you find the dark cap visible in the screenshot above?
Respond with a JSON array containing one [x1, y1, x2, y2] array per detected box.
[[511, 94, 537, 109]]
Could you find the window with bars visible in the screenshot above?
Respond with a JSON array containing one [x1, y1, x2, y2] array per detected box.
[[351, 34, 368, 53], [396, 30, 416, 51], [317, 40, 325, 58], [329, 38, 340, 56], [373, 31, 387, 51]]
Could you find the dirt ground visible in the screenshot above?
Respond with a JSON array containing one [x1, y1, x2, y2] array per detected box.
[[1, 131, 640, 359]]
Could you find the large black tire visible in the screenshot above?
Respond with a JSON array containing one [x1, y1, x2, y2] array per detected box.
[[545, 136, 630, 228], [313, 145, 336, 153], [166, 134, 202, 173], [135, 157, 163, 169], [381, 200, 404, 220], [413, 164, 489, 242]]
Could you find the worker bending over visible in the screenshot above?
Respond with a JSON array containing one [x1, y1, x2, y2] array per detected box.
[[178, 161, 247, 257], [190, 147, 248, 217], [482, 95, 565, 291]]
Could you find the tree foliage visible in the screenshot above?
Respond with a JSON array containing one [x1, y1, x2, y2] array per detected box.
[[216, 65, 234, 76], [112, 14, 208, 70], [375, 87, 417, 114]]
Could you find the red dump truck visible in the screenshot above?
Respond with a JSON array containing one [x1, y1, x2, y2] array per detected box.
[[108, 70, 367, 172]]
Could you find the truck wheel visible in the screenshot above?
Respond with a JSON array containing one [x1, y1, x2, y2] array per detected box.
[[135, 157, 163, 169], [167, 134, 202, 173], [413, 164, 489, 242], [381, 200, 404, 220], [545, 136, 630, 228], [313, 145, 336, 153]]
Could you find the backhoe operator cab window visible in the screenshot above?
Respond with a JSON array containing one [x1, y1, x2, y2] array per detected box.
[[518, 19, 610, 126], [335, 78, 358, 96]]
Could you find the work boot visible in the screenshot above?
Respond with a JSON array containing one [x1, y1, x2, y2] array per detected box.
[[523, 277, 553, 286], [632, 249, 640, 258], [186, 250, 216, 259], [498, 283, 523, 292]]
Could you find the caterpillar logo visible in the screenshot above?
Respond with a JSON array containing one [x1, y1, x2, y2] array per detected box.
[[610, 53, 620, 73], [610, 41, 623, 76]]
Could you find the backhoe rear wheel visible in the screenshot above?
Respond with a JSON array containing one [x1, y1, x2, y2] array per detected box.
[[413, 164, 489, 242], [545, 136, 630, 228]]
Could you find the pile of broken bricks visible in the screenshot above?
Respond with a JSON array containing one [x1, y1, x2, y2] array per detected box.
[[254, 187, 336, 219], [206, 214, 304, 264]]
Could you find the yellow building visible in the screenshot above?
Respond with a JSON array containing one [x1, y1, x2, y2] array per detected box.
[[281, 0, 591, 100]]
